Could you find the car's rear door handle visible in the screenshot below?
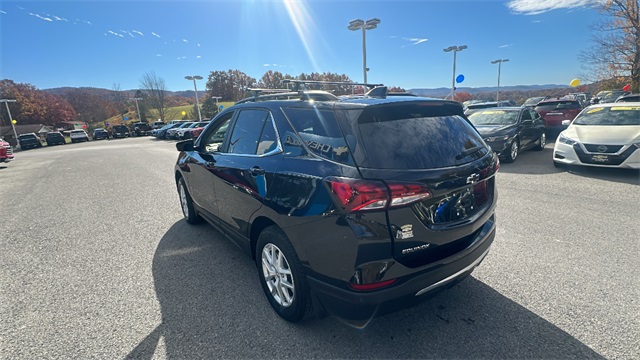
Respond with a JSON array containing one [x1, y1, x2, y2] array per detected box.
[[250, 166, 265, 176]]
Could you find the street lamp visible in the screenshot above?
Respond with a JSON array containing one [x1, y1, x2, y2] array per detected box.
[[0, 99, 20, 149], [348, 18, 381, 84], [185, 75, 203, 121], [443, 45, 467, 100], [491, 59, 509, 101], [129, 97, 143, 123]]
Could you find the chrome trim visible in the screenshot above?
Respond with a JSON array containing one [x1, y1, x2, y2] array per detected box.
[[579, 143, 628, 155], [415, 247, 490, 297]]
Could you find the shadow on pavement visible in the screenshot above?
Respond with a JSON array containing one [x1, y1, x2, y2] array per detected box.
[[126, 221, 605, 359]]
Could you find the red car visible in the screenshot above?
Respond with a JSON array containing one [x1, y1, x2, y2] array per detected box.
[[534, 98, 583, 136], [0, 138, 15, 163]]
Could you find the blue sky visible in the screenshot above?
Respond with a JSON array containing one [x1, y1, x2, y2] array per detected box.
[[0, 0, 603, 92]]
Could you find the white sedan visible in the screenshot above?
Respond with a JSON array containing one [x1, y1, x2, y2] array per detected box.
[[553, 103, 640, 169]]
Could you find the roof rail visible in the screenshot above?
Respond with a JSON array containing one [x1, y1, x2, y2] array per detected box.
[[282, 79, 383, 92]]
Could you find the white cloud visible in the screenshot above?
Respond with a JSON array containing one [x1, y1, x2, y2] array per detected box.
[[196, 56, 202, 59], [0, 10, 6, 15], [84, 20, 92, 25], [498, 44, 513, 48], [29, 13, 53, 22], [151, 32, 160, 38], [532, 20, 542, 23], [52, 16, 68, 22], [133, 30, 143, 36], [394, 36, 429, 48], [506, 0, 603, 15], [107, 30, 124, 38], [182, 39, 188, 43], [263, 64, 272, 67], [156, 54, 162, 57], [197, 43, 201, 47]]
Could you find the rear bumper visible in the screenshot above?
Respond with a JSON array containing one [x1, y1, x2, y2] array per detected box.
[[307, 216, 495, 320]]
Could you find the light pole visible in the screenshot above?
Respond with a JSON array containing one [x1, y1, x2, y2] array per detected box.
[[443, 45, 467, 100], [491, 59, 509, 101], [348, 18, 381, 84], [185, 75, 203, 121], [0, 99, 20, 149], [129, 97, 143, 123]]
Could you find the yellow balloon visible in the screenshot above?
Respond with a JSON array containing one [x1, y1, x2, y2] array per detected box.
[[12, 119, 17, 124], [181, 111, 186, 116], [570, 78, 580, 87]]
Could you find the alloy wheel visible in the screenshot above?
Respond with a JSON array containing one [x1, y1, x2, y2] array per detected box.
[[179, 183, 189, 218], [261, 243, 295, 307]]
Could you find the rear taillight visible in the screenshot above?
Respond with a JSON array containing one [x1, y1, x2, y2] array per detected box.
[[324, 177, 431, 213], [349, 278, 397, 291]]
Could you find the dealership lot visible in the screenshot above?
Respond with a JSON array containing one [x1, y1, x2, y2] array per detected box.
[[1, 137, 638, 359]]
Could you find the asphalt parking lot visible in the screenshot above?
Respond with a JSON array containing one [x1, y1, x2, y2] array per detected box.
[[1, 137, 638, 359]]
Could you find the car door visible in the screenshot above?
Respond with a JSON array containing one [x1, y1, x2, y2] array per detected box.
[[208, 108, 283, 249], [518, 108, 537, 148], [185, 111, 235, 220]]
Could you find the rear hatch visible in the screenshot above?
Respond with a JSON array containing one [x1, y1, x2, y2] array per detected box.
[[333, 100, 499, 267], [535, 100, 582, 126]]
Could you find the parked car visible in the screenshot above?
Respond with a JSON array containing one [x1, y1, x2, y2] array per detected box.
[[591, 90, 627, 104], [130, 122, 152, 136], [18, 133, 43, 149], [70, 129, 89, 143], [150, 121, 166, 130], [174, 84, 499, 323], [155, 123, 183, 140], [522, 97, 546, 107], [166, 122, 193, 140], [464, 100, 514, 116], [0, 138, 14, 162], [111, 125, 130, 138], [92, 128, 109, 140], [45, 131, 66, 146], [615, 93, 640, 103], [177, 121, 209, 140], [553, 103, 640, 169], [468, 107, 546, 162], [188, 125, 207, 140], [534, 98, 583, 136]]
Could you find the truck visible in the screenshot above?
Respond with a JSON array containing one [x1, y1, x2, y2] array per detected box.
[[0, 138, 15, 163]]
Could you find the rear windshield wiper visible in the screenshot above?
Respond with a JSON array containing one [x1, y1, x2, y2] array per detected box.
[[455, 146, 483, 160]]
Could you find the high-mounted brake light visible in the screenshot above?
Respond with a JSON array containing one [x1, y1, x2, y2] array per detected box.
[[324, 177, 432, 213]]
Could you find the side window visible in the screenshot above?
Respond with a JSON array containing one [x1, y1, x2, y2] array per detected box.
[[228, 109, 269, 155], [256, 118, 279, 155], [521, 110, 532, 121], [530, 109, 540, 119], [202, 112, 234, 153]]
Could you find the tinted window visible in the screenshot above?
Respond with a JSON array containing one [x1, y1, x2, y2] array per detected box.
[[343, 103, 488, 169], [257, 119, 278, 155], [535, 101, 581, 110], [573, 106, 640, 125], [282, 107, 354, 165], [227, 110, 269, 155]]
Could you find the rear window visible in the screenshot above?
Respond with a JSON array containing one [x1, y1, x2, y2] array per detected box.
[[468, 103, 498, 110], [340, 103, 489, 169], [535, 101, 581, 111], [19, 134, 36, 139], [282, 107, 355, 165]]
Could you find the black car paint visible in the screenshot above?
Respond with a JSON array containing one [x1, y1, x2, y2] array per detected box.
[[175, 97, 498, 320], [472, 107, 546, 157], [18, 134, 42, 149], [45, 132, 66, 146]]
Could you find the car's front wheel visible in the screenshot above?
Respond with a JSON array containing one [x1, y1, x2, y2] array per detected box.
[[504, 139, 519, 163], [256, 226, 313, 323], [177, 177, 201, 224]]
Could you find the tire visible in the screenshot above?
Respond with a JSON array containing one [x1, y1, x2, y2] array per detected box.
[[503, 138, 519, 163], [534, 132, 546, 151], [177, 177, 202, 224], [256, 226, 313, 323]]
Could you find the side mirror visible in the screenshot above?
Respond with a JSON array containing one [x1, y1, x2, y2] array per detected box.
[[176, 139, 194, 152], [561, 120, 572, 126]]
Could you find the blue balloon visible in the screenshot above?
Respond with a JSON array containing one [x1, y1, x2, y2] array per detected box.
[[456, 74, 465, 83]]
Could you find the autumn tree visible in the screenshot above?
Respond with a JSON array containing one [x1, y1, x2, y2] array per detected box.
[[579, 0, 639, 92], [0, 79, 75, 125], [61, 88, 113, 124], [454, 92, 473, 103], [205, 69, 257, 102], [140, 71, 172, 122]]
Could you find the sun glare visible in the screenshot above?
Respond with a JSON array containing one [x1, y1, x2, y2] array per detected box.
[[282, 0, 320, 71]]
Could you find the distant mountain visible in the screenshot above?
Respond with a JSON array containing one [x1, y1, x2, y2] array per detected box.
[[409, 84, 568, 97]]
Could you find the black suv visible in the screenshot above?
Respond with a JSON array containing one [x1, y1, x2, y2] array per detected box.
[[92, 128, 109, 140], [45, 131, 66, 146], [111, 125, 130, 138], [174, 82, 499, 323], [18, 133, 43, 149]]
